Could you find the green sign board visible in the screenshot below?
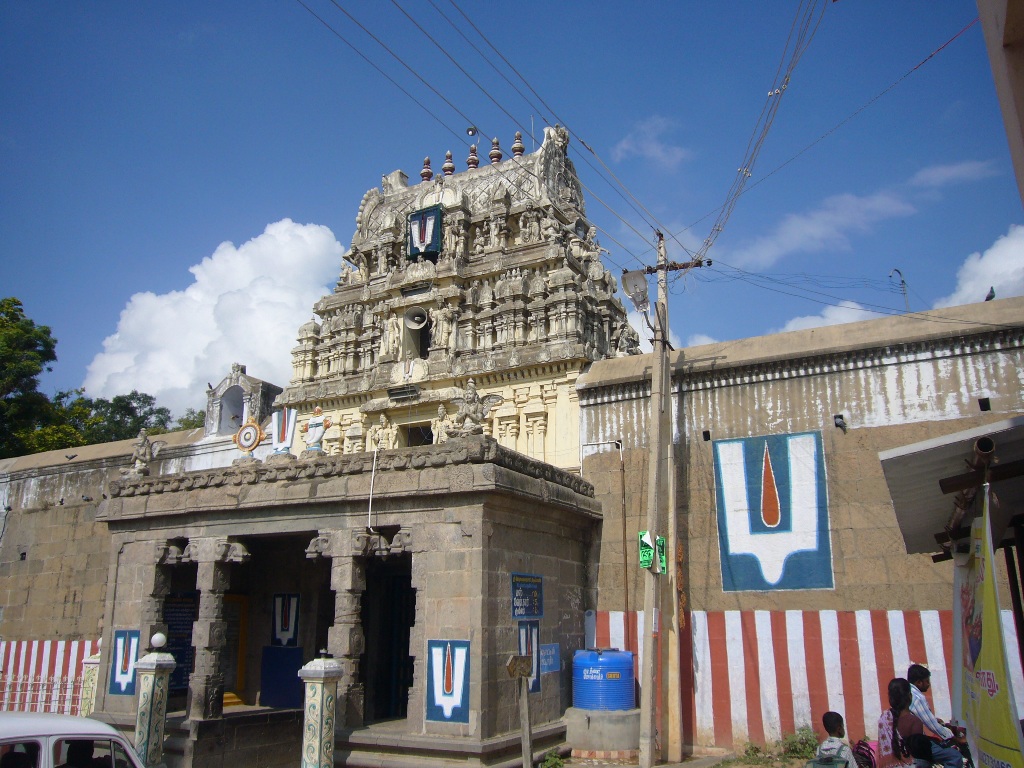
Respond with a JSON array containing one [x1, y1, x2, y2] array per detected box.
[[638, 531, 655, 570], [656, 536, 667, 574]]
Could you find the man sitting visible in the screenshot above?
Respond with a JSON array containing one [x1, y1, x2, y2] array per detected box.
[[907, 664, 963, 768], [817, 711, 857, 767]]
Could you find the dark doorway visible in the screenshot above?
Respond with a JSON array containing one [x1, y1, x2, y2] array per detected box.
[[405, 423, 433, 447], [359, 553, 415, 722]]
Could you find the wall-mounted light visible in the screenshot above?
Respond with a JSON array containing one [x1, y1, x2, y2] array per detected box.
[[978, 397, 991, 412], [702, 430, 711, 442], [82, 495, 93, 502], [466, 125, 478, 137], [833, 414, 848, 433]]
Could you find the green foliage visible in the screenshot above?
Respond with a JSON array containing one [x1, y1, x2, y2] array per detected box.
[[0, 297, 58, 458], [1, 296, 195, 457], [174, 408, 206, 430], [781, 727, 819, 759], [538, 750, 564, 768], [719, 727, 821, 767], [86, 390, 172, 443], [16, 387, 176, 453]]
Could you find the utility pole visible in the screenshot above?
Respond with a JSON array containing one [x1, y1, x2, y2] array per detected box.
[[627, 234, 708, 768], [638, 232, 668, 768]]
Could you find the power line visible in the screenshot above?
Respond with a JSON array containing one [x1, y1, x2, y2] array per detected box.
[[444, 0, 680, 260], [293, 0, 468, 146], [389, 0, 524, 142], [325, 0, 482, 137], [669, 15, 981, 256], [693, 0, 828, 267], [689, 259, 1022, 332]]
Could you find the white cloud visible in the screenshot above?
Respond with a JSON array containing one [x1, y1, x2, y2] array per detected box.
[[773, 300, 883, 333], [686, 333, 719, 347], [611, 116, 691, 170], [728, 192, 916, 269], [626, 310, 653, 353], [83, 219, 344, 415], [932, 224, 1024, 308], [623, 309, 682, 354], [908, 160, 998, 189]]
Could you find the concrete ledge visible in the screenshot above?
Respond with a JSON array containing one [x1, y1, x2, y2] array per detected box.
[[564, 707, 640, 753]]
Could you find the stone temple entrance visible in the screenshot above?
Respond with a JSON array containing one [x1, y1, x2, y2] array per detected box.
[[360, 551, 415, 722], [94, 435, 600, 767]]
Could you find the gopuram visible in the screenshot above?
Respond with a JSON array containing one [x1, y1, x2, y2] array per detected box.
[[9, 126, 628, 768], [278, 125, 638, 467]]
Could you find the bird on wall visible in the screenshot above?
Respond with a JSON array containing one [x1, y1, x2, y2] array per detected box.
[[64, 454, 77, 460], [985, 286, 996, 301]]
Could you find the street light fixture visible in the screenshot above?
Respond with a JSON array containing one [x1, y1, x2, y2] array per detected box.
[[622, 269, 651, 313]]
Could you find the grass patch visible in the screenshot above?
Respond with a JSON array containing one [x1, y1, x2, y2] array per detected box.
[[719, 728, 819, 767]]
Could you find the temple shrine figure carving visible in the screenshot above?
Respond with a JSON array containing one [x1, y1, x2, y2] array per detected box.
[[277, 125, 635, 471]]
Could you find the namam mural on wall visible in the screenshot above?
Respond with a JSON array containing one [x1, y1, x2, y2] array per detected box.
[[713, 431, 832, 591]]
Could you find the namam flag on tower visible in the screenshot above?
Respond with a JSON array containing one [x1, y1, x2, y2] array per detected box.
[[409, 206, 442, 257], [714, 432, 833, 592]]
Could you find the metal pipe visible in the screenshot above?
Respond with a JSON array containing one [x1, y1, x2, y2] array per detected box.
[[367, 444, 379, 532]]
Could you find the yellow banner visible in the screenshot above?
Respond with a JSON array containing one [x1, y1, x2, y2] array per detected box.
[[959, 483, 1024, 768]]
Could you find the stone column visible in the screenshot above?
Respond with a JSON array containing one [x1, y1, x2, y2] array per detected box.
[[306, 532, 364, 727], [140, 543, 180, 657], [183, 538, 250, 721], [80, 646, 102, 717], [535, 415, 548, 463], [134, 636, 177, 767], [298, 656, 346, 768]]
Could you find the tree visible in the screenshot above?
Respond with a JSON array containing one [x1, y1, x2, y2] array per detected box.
[[84, 391, 172, 444], [0, 298, 57, 458], [174, 408, 206, 430], [18, 389, 96, 454]]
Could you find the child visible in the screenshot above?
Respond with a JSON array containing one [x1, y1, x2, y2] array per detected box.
[[818, 711, 857, 767]]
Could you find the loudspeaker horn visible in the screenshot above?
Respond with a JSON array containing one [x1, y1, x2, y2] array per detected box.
[[404, 306, 428, 330]]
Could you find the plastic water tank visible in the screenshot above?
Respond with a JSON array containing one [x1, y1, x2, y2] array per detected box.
[[572, 649, 635, 710]]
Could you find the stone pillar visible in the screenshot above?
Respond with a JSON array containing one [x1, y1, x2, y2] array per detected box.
[[298, 656, 346, 768], [140, 543, 179, 656], [80, 646, 102, 717], [535, 415, 548, 463], [329, 553, 364, 726], [183, 538, 250, 722], [306, 532, 364, 727], [134, 637, 177, 767]]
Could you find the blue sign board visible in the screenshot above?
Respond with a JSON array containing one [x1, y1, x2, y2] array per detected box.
[[539, 643, 560, 674], [510, 573, 543, 619]]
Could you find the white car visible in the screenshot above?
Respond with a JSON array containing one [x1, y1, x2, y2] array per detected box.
[[0, 712, 144, 768]]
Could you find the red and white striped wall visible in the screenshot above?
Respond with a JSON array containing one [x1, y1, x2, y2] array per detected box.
[[590, 610, 1024, 749], [0, 639, 99, 715]]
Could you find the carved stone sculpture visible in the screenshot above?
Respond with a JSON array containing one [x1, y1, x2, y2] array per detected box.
[[448, 379, 503, 436]]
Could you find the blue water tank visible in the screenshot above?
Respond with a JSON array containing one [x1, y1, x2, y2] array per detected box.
[[572, 649, 635, 710]]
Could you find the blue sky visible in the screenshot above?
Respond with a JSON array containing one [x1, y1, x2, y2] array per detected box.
[[2, 1, 1022, 415]]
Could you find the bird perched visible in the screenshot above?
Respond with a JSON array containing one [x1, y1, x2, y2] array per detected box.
[[985, 286, 996, 301]]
